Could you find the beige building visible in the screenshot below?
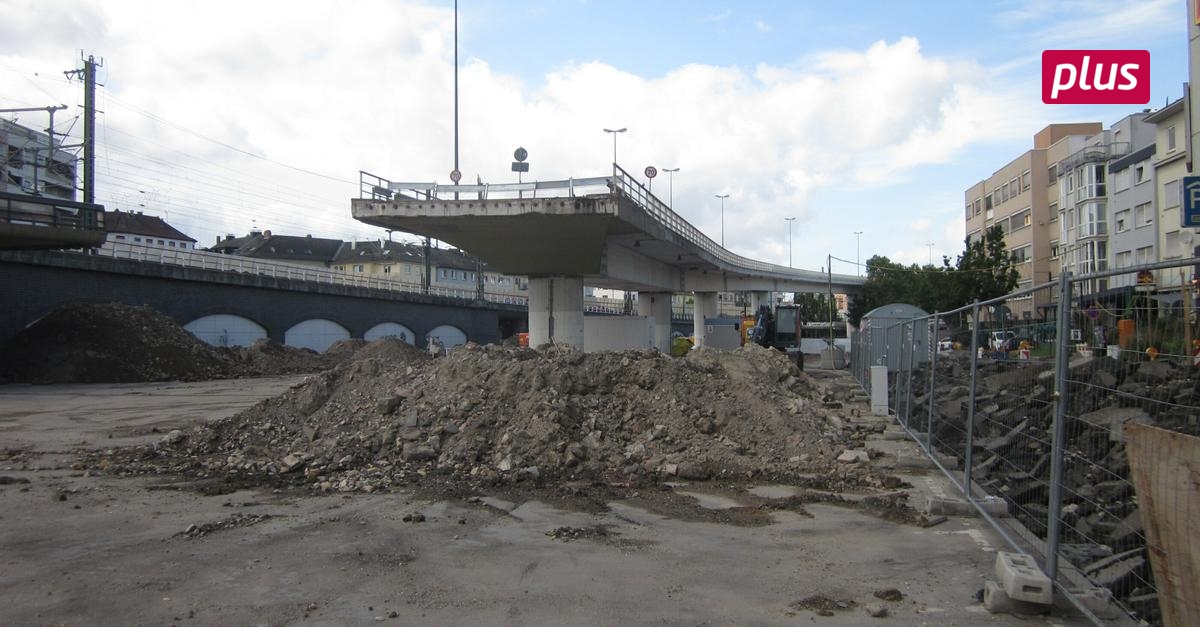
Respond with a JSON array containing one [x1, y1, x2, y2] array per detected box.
[[1144, 99, 1194, 291], [964, 123, 1101, 318]]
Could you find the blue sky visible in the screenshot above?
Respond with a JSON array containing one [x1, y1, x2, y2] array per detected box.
[[0, 0, 1190, 274]]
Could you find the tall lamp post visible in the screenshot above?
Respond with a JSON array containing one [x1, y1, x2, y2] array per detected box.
[[663, 167, 680, 208], [603, 127, 627, 166], [853, 231, 863, 276], [715, 193, 730, 247], [785, 217, 796, 267], [927, 243, 935, 266]]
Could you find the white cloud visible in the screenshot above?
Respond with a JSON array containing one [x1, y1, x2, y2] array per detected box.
[[0, 2, 1040, 266], [910, 217, 932, 232], [754, 20, 772, 33]]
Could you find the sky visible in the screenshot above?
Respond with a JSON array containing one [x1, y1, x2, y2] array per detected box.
[[0, 0, 1190, 275]]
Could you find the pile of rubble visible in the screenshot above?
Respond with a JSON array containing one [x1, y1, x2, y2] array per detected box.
[[0, 303, 389, 383], [899, 351, 1199, 623], [87, 343, 880, 492]]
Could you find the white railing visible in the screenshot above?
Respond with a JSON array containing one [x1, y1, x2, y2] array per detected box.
[[361, 168, 864, 289], [88, 242, 531, 306]]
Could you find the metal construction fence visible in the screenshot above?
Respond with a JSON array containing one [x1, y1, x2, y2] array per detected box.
[[853, 258, 1200, 626]]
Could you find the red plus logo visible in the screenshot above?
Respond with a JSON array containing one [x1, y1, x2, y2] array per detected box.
[[1042, 50, 1150, 104]]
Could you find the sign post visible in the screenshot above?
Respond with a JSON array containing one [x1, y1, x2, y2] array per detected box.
[[644, 165, 657, 195]]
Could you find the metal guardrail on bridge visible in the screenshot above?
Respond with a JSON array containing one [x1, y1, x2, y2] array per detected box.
[[359, 167, 863, 289]]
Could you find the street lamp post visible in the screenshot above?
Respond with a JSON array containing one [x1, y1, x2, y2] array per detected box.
[[663, 167, 680, 208], [927, 243, 935, 266], [715, 194, 730, 247], [603, 128, 627, 166], [786, 217, 796, 267], [853, 231, 862, 276]]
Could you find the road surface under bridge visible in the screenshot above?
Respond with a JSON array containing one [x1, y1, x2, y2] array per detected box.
[[352, 165, 864, 351]]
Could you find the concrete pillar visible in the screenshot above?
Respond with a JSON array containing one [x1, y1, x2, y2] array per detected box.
[[750, 291, 770, 312], [527, 276, 584, 349], [692, 292, 718, 348], [640, 291, 673, 352]]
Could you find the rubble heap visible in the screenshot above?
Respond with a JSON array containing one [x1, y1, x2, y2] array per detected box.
[[0, 303, 385, 383], [1, 303, 238, 383], [92, 343, 862, 491]]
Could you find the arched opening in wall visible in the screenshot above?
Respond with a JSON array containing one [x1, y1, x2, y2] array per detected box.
[[285, 319, 350, 352], [184, 314, 268, 347], [364, 322, 415, 344], [426, 324, 467, 349]]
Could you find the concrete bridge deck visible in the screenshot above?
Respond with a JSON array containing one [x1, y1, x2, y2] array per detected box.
[[351, 166, 862, 350]]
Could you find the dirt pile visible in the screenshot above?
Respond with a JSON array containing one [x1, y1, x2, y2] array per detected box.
[[0, 303, 403, 384], [91, 343, 872, 492], [0, 303, 238, 383]]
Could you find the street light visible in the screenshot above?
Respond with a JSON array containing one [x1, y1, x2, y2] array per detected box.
[[853, 231, 863, 276], [663, 167, 680, 208], [603, 127, 627, 166], [715, 193, 730, 247], [786, 217, 796, 267]]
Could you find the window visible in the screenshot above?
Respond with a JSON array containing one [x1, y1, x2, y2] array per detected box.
[[1165, 231, 1181, 257], [1011, 245, 1031, 264], [180, 243, 188, 249], [1050, 242, 1061, 259], [169, 241, 176, 247], [974, 199, 981, 216], [115, 234, 126, 240], [1049, 202, 1058, 222], [1164, 179, 1181, 208], [383, 265, 392, 274], [1113, 169, 1129, 192], [1011, 208, 1032, 231], [966, 203, 973, 219], [134, 237, 141, 242], [158, 240, 164, 245], [1134, 202, 1153, 227], [1168, 125, 1177, 151], [1135, 166, 1145, 183], [1114, 208, 1131, 233], [1115, 250, 1132, 268], [1135, 246, 1153, 265], [354, 264, 364, 273], [1047, 164, 1058, 184], [1021, 170, 1031, 191]]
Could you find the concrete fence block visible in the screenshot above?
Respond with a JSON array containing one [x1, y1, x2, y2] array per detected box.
[[995, 552, 1053, 605]]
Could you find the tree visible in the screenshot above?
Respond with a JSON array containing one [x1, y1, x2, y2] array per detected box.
[[846, 225, 1019, 327], [792, 292, 837, 323]]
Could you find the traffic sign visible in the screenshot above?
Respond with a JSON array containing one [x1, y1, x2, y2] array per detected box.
[[514, 147, 528, 162], [450, 169, 462, 183], [1183, 176, 1200, 227], [644, 166, 657, 179]]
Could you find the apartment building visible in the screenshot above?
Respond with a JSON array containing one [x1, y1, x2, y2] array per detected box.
[[330, 239, 528, 301], [1105, 113, 1159, 290], [1145, 99, 1196, 294], [964, 123, 1101, 319], [1, 118, 76, 200]]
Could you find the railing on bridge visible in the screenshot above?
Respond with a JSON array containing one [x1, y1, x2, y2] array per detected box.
[[0, 191, 104, 231], [87, 242, 530, 306], [358, 168, 861, 287]]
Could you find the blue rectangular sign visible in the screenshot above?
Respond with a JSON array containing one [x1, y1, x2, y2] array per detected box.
[[1184, 176, 1200, 228]]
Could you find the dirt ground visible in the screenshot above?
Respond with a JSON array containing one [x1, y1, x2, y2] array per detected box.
[[0, 374, 1089, 626]]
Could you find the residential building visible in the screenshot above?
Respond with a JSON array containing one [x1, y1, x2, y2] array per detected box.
[[104, 210, 197, 250], [212, 230, 343, 269], [330, 239, 528, 300], [1144, 98, 1194, 293], [1106, 113, 1159, 290], [1, 118, 76, 200], [964, 123, 1101, 319]]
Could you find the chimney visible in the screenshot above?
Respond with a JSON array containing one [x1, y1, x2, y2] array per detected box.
[[351, 240, 356, 250]]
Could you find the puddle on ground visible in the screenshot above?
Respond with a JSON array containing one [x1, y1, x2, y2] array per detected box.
[[748, 485, 800, 499], [674, 491, 744, 510]]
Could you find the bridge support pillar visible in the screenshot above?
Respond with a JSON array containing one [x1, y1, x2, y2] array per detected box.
[[639, 291, 673, 352], [527, 276, 584, 349], [692, 292, 718, 348]]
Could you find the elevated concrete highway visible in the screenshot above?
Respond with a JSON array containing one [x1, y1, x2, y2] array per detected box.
[[352, 165, 864, 350]]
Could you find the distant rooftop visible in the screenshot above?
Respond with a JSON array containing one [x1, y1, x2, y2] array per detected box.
[[104, 210, 196, 242]]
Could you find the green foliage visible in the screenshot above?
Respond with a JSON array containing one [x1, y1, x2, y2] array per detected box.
[[792, 292, 838, 323], [847, 225, 1020, 327]]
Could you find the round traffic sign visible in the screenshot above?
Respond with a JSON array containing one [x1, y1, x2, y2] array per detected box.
[[450, 169, 462, 183], [644, 165, 657, 178], [514, 147, 528, 162]]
